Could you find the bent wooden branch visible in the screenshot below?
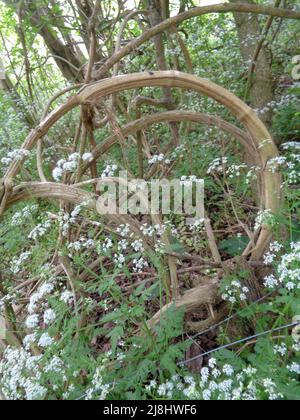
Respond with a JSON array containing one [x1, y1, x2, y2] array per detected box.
[[147, 279, 221, 329], [80, 110, 258, 176], [94, 3, 300, 79], [1, 71, 281, 260]]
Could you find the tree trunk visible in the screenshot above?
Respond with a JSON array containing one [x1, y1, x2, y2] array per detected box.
[[229, 0, 274, 128]]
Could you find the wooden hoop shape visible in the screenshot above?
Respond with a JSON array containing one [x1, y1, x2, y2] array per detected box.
[[1, 71, 281, 259]]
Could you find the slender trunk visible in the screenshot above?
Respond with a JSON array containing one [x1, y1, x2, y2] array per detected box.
[[229, 0, 274, 128]]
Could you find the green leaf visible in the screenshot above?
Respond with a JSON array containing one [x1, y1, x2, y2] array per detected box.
[[219, 236, 249, 256], [107, 325, 124, 354]]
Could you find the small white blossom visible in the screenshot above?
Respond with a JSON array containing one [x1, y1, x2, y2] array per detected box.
[[38, 333, 54, 348], [43, 309, 56, 325]]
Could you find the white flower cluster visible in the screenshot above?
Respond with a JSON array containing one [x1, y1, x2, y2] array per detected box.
[[254, 209, 276, 232], [60, 289, 75, 305], [245, 166, 259, 185], [38, 332, 54, 348], [23, 333, 37, 350], [221, 280, 249, 304], [69, 201, 90, 223], [146, 359, 284, 400], [43, 308, 56, 325], [132, 257, 149, 273], [264, 242, 300, 292], [114, 253, 126, 268], [277, 242, 300, 292], [292, 334, 300, 353], [1, 148, 30, 167], [101, 163, 118, 178], [0, 293, 18, 317], [207, 157, 228, 174], [24, 281, 56, 350], [25, 314, 40, 329], [140, 223, 167, 238], [264, 274, 279, 289], [148, 154, 171, 166], [189, 218, 205, 232], [28, 282, 55, 314], [118, 239, 129, 252], [282, 151, 300, 185], [140, 221, 179, 254], [0, 347, 46, 400], [226, 163, 248, 179], [100, 226, 149, 272], [28, 219, 52, 240], [44, 355, 65, 374], [85, 366, 110, 400], [68, 237, 95, 256], [180, 175, 203, 186], [282, 142, 300, 151], [10, 251, 32, 274], [131, 239, 144, 253], [82, 152, 93, 163], [263, 241, 283, 265], [116, 224, 132, 238], [52, 153, 80, 181], [273, 343, 287, 357], [170, 144, 186, 160], [267, 156, 287, 174], [287, 362, 300, 375], [256, 94, 298, 116], [207, 159, 259, 183], [58, 211, 72, 237], [97, 237, 114, 254], [11, 205, 38, 226]]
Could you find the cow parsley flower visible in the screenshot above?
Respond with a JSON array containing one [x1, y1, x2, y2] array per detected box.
[[222, 280, 249, 304], [132, 257, 149, 273], [43, 309, 56, 325], [0, 148, 30, 168], [52, 166, 63, 182], [114, 254, 125, 268], [82, 152, 93, 162], [264, 274, 279, 289], [25, 314, 39, 329], [207, 157, 228, 174], [11, 205, 38, 226], [287, 363, 300, 374], [23, 333, 37, 350], [11, 251, 32, 274], [274, 343, 287, 357], [101, 163, 118, 178], [60, 290, 75, 305], [38, 333, 54, 348], [28, 219, 52, 240], [52, 153, 80, 181], [85, 367, 110, 400], [254, 209, 276, 231], [148, 154, 165, 165], [44, 356, 65, 374], [131, 239, 144, 252], [223, 364, 234, 376]]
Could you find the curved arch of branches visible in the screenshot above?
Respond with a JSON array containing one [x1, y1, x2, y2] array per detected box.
[[79, 110, 258, 176], [94, 3, 300, 79], [1, 71, 281, 261], [0, 66, 285, 334]]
